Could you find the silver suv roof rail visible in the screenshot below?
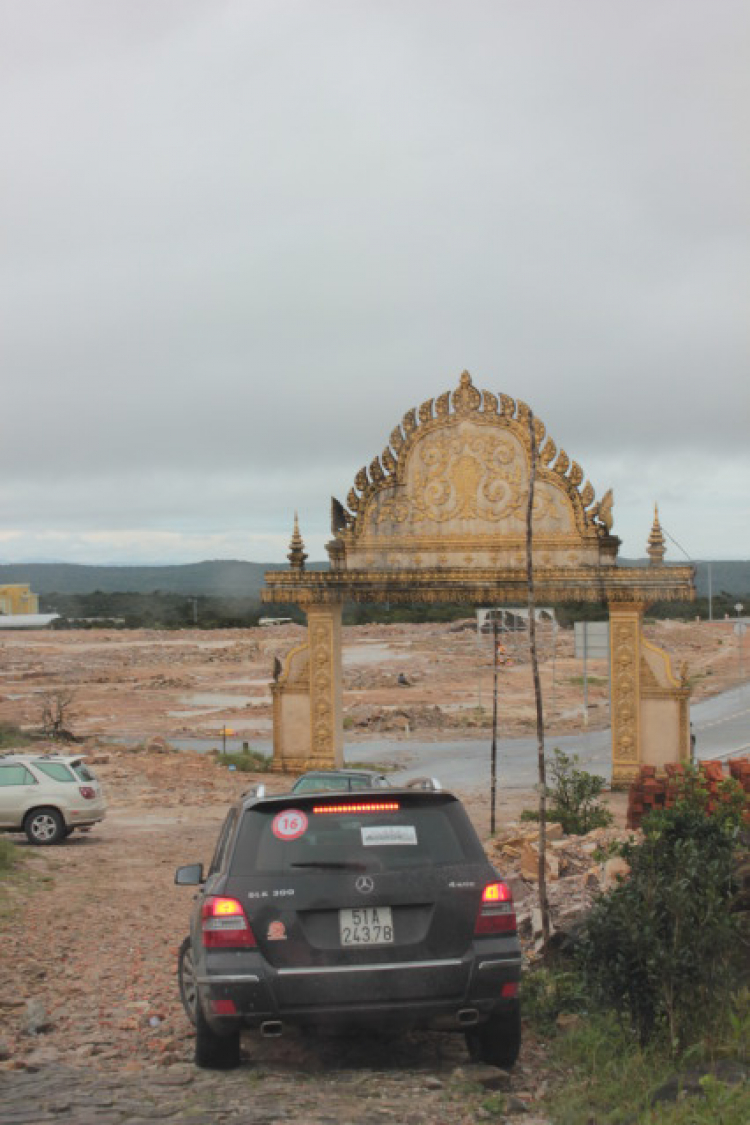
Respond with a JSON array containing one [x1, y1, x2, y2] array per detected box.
[[243, 782, 266, 799], [405, 776, 442, 791]]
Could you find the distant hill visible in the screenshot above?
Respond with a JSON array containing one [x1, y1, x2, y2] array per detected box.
[[0, 558, 748, 598]]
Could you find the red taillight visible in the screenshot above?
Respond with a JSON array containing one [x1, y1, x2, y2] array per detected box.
[[78, 786, 96, 800], [201, 896, 257, 949], [475, 881, 516, 935]]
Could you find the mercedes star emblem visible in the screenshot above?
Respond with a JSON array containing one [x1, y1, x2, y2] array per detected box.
[[355, 875, 375, 895]]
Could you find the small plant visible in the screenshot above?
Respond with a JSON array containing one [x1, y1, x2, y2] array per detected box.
[[522, 966, 587, 1030], [216, 749, 272, 773], [522, 748, 613, 835], [38, 689, 77, 740], [0, 721, 34, 749]]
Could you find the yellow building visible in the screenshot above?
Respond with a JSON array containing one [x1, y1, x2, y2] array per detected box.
[[0, 584, 40, 615]]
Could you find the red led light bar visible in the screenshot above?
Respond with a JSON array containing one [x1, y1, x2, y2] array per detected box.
[[312, 801, 401, 815]]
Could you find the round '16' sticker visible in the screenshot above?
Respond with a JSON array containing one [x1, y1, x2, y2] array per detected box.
[[272, 809, 308, 841]]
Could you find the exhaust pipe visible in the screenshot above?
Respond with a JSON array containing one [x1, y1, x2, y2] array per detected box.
[[260, 1020, 283, 1037], [457, 1008, 479, 1026]]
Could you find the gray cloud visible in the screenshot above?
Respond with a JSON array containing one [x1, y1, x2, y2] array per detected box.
[[1, 1, 748, 564]]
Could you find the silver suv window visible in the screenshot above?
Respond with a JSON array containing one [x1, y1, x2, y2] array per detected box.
[[0, 764, 36, 786], [33, 761, 76, 783]]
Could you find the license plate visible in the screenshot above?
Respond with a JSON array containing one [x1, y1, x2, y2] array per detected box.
[[339, 906, 394, 946]]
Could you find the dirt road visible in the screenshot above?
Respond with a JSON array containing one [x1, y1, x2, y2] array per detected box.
[[0, 747, 555, 1125]]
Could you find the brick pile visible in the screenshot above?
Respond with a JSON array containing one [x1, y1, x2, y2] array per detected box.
[[627, 757, 750, 829]]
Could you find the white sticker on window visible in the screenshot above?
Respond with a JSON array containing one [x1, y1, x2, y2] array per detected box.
[[361, 825, 417, 846]]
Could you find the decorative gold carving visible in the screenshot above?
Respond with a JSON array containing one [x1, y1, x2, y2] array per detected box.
[[553, 449, 570, 476], [382, 447, 397, 475], [591, 489, 614, 532], [402, 408, 417, 435], [568, 461, 583, 487], [533, 417, 545, 446], [369, 456, 385, 483], [418, 398, 434, 424], [435, 391, 451, 417], [347, 488, 360, 513], [390, 426, 405, 451], [540, 438, 556, 465], [308, 615, 335, 758], [483, 390, 499, 414], [499, 393, 516, 417], [452, 371, 482, 413], [612, 618, 639, 763], [355, 467, 369, 492], [580, 481, 595, 509]]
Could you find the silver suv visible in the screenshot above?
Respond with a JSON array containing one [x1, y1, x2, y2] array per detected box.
[[0, 753, 107, 844]]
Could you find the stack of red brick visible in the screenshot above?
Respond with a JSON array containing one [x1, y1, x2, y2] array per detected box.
[[626, 757, 750, 829]]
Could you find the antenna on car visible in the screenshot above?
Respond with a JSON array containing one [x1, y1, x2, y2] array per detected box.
[[243, 783, 266, 798]]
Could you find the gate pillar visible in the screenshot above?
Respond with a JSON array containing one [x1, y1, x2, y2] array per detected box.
[[305, 601, 344, 769], [609, 602, 643, 789]]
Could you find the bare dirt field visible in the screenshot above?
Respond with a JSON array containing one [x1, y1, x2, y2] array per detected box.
[[0, 617, 743, 749], [0, 619, 744, 1123]]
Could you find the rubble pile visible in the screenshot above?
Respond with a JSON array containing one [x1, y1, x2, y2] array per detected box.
[[626, 757, 750, 829], [488, 821, 637, 956]]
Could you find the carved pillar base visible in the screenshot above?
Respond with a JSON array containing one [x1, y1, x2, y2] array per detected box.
[[609, 603, 643, 789], [306, 601, 344, 769], [270, 643, 311, 773]]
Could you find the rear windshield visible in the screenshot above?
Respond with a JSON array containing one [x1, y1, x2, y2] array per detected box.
[[230, 796, 484, 876], [71, 761, 95, 782]]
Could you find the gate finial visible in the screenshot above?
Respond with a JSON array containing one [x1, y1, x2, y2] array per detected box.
[[288, 512, 308, 572], [647, 503, 666, 566]]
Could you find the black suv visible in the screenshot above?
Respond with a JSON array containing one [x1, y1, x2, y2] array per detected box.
[[175, 782, 521, 1069]]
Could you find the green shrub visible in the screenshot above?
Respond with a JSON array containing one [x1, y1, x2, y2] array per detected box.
[[522, 966, 588, 1030], [522, 748, 613, 835], [578, 770, 744, 1049], [216, 749, 272, 773], [0, 721, 34, 750]]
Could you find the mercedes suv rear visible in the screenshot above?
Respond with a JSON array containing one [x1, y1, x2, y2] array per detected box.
[[176, 784, 521, 1069]]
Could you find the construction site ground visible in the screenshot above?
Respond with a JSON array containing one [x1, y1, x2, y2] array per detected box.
[[0, 618, 745, 1123]]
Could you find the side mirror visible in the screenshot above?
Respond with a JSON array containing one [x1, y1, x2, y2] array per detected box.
[[175, 862, 204, 886]]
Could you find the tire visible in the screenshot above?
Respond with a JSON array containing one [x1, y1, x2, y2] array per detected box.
[[178, 938, 198, 1026], [195, 1003, 241, 1070], [465, 1002, 521, 1069], [24, 808, 66, 846]]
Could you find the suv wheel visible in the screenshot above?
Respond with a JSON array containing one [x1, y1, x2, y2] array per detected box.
[[178, 938, 198, 1026], [24, 808, 65, 845], [465, 1002, 521, 1068], [195, 1004, 241, 1069]]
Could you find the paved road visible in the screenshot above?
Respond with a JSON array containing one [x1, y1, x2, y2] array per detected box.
[[345, 682, 750, 791]]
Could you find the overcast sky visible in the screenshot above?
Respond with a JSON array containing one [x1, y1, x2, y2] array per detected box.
[[1, 1, 748, 568]]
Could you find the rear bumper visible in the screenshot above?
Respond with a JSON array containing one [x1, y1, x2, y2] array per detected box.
[[197, 947, 522, 1034]]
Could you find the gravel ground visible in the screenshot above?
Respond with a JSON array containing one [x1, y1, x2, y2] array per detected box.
[[0, 748, 555, 1125]]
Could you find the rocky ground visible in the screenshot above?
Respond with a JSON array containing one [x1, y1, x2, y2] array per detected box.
[[0, 618, 744, 749], [0, 745, 581, 1125], [0, 619, 744, 1123]]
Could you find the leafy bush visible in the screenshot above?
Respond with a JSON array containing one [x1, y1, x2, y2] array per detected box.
[[579, 770, 745, 1049], [522, 748, 613, 835]]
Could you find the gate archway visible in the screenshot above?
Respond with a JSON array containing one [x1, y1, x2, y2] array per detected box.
[[263, 372, 695, 786]]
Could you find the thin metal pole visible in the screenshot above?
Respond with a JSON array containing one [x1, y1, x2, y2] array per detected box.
[[490, 615, 498, 835]]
